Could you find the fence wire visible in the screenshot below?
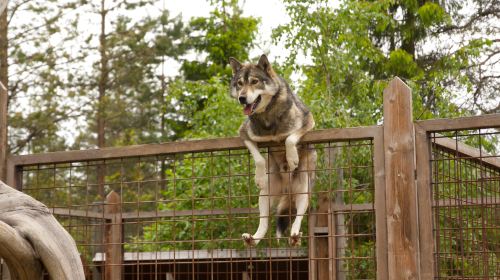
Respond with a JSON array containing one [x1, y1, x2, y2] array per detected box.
[[430, 129, 500, 279], [18, 139, 376, 280]]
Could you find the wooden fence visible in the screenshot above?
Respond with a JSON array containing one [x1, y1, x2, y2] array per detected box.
[[1, 77, 499, 279]]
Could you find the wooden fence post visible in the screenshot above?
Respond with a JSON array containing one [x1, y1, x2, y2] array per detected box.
[[105, 191, 123, 280], [414, 123, 434, 279], [383, 77, 419, 279], [0, 82, 7, 182], [0, 1, 6, 16]]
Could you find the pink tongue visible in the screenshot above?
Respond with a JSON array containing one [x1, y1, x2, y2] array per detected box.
[[243, 104, 252, 115]]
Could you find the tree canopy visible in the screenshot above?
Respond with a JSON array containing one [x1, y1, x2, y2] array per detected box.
[[2, 0, 498, 152]]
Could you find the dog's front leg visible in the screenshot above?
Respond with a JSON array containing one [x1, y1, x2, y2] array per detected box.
[[285, 133, 302, 172], [242, 187, 270, 246], [244, 140, 267, 189], [242, 140, 269, 246]]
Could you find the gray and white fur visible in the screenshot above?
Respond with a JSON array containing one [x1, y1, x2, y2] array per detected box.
[[229, 54, 317, 246]]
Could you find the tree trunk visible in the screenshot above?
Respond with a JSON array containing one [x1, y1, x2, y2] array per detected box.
[[0, 181, 85, 279], [98, 0, 107, 150], [97, 0, 108, 199], [0, 6, 8, 182]]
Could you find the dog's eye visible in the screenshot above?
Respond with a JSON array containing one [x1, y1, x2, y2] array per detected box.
[[237, 81, 243, 87], [250, 79, 259, 85]]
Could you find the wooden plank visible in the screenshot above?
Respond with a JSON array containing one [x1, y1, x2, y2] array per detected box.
[[5, 158, 15, 188], [120, 207, 259, 219], [383, 77, 419, 279], [308, 210, 317, 280], [373, 126, 389, 279], [0, 1, 6, 16], [415, 113, 500, 132], [433, 197, 500, 207], [315, 193, 331, 280], [51, 208, 105, 219], [432, 134, 500, 170], [0, 82, 7, 182], [104, 191, 122, 280], [93, 248, 308, 262], [414, 124, 435, 279], [327, 201, 335, 280], [8, 126, 380, 167]]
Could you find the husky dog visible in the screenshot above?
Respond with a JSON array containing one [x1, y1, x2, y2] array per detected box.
[[229, 54, 317, 246]]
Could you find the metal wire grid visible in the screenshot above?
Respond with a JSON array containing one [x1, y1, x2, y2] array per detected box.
[[430, 130, 500, 279], [18, 139, 376, 280]]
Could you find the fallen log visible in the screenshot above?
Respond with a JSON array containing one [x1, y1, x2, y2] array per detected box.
[[0, 180, 85, 279]]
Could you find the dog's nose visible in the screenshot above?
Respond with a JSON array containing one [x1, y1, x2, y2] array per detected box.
[[238, 96, 247, 104]]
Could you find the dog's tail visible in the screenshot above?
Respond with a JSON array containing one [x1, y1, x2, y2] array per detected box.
[[276, 196, 294, 238]]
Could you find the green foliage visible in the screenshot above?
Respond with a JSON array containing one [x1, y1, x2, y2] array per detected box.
[[386, 49, 423, 78], [417, 2, 448, 27], [274, 0, 494, 126], [181, 0, 259, 81]]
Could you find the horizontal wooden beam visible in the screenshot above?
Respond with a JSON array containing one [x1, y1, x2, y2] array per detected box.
[[50, 202, 376, 220], [93, 248, 307, 262], [8, 126, 380, 167], [432, 134, 500, 170], [415, 113, 500, 132], [433, 197, 499, 207], [51, 208, 105, 219]]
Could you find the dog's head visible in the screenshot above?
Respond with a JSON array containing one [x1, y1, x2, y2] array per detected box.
[[228, 54, 280, 116]]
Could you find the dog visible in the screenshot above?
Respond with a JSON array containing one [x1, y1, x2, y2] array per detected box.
[[229, 54, 317, 246]]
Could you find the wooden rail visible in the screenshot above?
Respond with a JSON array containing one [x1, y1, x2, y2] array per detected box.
[[7, 126, 380, 167]]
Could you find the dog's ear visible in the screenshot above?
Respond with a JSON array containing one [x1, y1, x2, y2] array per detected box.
[[257, 54, 275, 76], [229, 57, 242, 74]]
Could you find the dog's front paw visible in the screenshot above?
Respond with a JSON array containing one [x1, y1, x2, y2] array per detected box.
[[289, 232, 302, 247], [286, 152, 299, 172], [254, 166, 268, 189], [242, 233, 257, 247]]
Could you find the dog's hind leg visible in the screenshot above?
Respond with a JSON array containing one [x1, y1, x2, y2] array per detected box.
[[289, 147, 316, 246], [289, 191, 308, 246]]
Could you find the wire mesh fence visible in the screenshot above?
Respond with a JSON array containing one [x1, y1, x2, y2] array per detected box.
[[16, 137, 378, 280], [430, 129, 500, 279], [4, 110, 500, 279]]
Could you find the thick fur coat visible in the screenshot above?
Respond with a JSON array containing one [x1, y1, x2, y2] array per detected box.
[[229, 54, 316, 246]]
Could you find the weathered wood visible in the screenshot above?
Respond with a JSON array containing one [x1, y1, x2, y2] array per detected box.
[[315, 194, 331, 280], [415, 113, 500, 132], [331, 145, 346, 280], [414, 124, 435, 279], [0, 1, 6, 16], [308, 210, 317, 280], [0, 220, 41, 279], [373, 125, 389, 279], [4, 158, 14, 188], [383, 77, 419, 279], [8, 126, 381, 167], [93, 248, 307, 262], [104, 191, 123, 280], [0, 180, 85, 279], [1, 260, 11, 280], [0, 82, 7, 182]]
